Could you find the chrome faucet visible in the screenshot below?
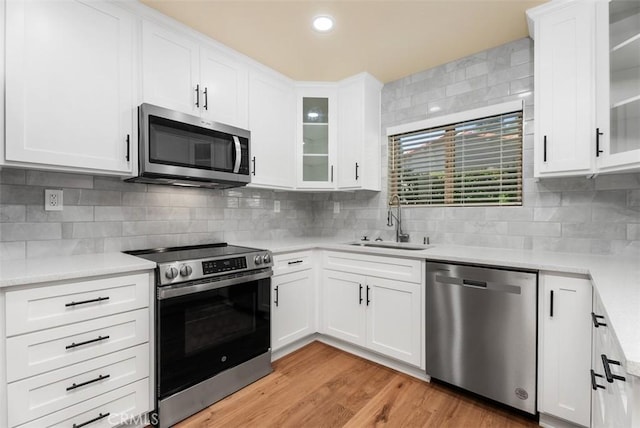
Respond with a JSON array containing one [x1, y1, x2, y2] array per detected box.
[[387, 194, 409, 242]]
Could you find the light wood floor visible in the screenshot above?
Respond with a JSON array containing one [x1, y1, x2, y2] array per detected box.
[[175, 341, 539, 427]]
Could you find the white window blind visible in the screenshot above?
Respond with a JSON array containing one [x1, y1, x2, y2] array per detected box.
[[388, 109, 523, 206]]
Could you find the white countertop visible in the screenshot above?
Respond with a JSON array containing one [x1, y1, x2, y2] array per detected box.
[[239, 237, 640, 376], [1, 238, 638, 376], [0, 252, 156, 288]]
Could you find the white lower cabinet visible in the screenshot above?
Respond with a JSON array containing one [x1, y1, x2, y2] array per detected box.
[[592, 290, 640, 428], [2, 271, 153, 428], [271, 251, 315, 351], [321, 252, 423, 367], [538, 272, 592, 427]]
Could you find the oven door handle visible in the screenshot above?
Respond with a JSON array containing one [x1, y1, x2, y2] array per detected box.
[[233, 135, 242, 173], [157, 269, 273, 300]]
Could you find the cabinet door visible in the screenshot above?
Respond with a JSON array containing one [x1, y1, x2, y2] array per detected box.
[[539, 273, 592, 427], [296, 86, 337, 189], [271, 270, 314, 351], [321, 270, 366, 347], [248, 71, 295, 189], [365, 277, 421, 366], [142, 20, 200, 116], [595, 0, 640, 172], [200, 47, 249, 129], [534, 2, 596, 177], [337, 74, 381, 191], [5, 0, 134, 173]]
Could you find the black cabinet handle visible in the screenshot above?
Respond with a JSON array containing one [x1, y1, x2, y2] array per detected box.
[[592, 312, 607, 328], [65, 296, 109, 307], [125, 135, 130, 162], [287, 260, 303, 265], [355, 162, 359, 180], [274, 286, 279, 307], [195, 84, 200, 108], [330, 165, 334, 183], [543, 135, 547, 162], [591, 369, 605, 390], [596, 128, 604, 157], [204, 87, 208, 110], [359, 284, 363, 305], [550, 290, 554, 317], [67, 374, 110, 391], [601, 354, 626, 383], [366, 285, 370, 306], [66, 335, 110, 350], [72, 412, 110, 428], [252, 156, 256, 176]]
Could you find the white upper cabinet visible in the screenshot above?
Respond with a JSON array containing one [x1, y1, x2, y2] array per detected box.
[[337, 73, 382, 191], [529, 0, 640, 177], [4, 0, 135, 174], [141, 20, 249, 129], [248, 70, 296, 189], [595, 0, 640, 172], [530, 1, 596, 177]]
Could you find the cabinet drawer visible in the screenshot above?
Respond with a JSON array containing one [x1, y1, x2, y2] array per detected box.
[[273, 251, 313, 275], [6, 308, 149, 382], [5, 272, 150, 336], [323, 251, 423, 283], [17, 378, 150, 428], [8, 344, 149, 427]]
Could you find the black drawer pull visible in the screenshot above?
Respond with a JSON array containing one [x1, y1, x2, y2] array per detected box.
[[550, 290, 554, 317], [543, 135, 547, 162], [65, 296, 109, 307], [287, 260, 303, 265], [274, 286, 279, 307], [596, 128, 604, 157], [359, 284, 363, 305], [601, 354, 626, 383], [66, 335, 110, 350], [462, 279, 487, 288], [73, 412, 110, 428], [592, 312, 607, 328], [366, 285, 370, 306], [591, 369, 605, 390], [67, 374, 110, 391]]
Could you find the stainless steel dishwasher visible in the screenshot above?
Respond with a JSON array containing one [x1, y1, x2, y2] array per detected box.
[[426, 262, 537, 415]]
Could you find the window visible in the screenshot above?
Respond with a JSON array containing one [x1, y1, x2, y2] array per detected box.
[[388, 102, 523, 206]]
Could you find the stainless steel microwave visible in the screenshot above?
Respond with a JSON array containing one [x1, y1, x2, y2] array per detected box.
[[127, 104, 251, 188]]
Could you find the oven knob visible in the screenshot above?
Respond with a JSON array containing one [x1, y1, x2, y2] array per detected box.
[[254, 255, 263, 265], [263, 253, 271, 264], [179, 265, 193, 277], [165, 267, 179, 280]]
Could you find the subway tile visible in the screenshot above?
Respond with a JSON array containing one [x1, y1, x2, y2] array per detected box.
[[531, 237, 593, 254], [76, 189, 122, 206], [445, 75, 487, 97], [594, 173, 640, 190], [26, 171, 93, 189], [0, 205, 26, 222], [510, 76, 534, 95], [592, 205, 640, 223], [507, 222, 561, 237], [193, 207, 225, 220], [0, 222, 62, 241], [94, 176, 147, 192], [464, 221, 508, 235], [561, 190, 626, 206], [533, 207, 591, 223], [0, 241, 26, 260], [103, 236, 149, 252], [510, 47, 533, 66], [0, 185, 45, 205], [465, 62, 489, 79], [628, 190, 640, 206], [94, 206, 146, 221], [71, 222, 121, 239], [26, 205, 94, 222], [122, 220, 208, 236], [562, 223, 626, 239], [486, 206, 534, 221], [26, 239, 103, 258], [146, 206, 191, 221], [0, 168, 26, 184], [627, 224, 640, 241]]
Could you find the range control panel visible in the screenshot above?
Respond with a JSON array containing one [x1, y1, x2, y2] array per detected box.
[[202, 256, 247, 275]]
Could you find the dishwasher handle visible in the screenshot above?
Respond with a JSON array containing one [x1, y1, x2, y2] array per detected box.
[[462, 279, 487, 288], [434, 274, 521, 295]]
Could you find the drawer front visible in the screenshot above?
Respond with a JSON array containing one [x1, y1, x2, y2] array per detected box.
[[323, 251, 423, 283], [17, 378, 150, 428], [8, 344, 149, 427], [6, 272, 150, 336], [273, 251, 313, 275], [6, 308, 149, 382]]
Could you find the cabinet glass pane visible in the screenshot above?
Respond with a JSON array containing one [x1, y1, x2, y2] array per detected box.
[[302, 97, 328, 124], [609, 1, 640, 155], [303, 155, 328, 181], [303, 124, 328, 154]]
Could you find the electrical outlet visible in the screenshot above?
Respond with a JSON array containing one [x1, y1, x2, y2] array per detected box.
[[333, 202, 340, 214], [274, 200, 280, 213], [45, 189, 63, 211]]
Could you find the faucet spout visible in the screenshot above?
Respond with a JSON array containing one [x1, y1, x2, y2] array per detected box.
[[388, 194, 409, 242]]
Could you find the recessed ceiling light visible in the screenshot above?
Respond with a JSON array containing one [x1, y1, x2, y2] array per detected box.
[[313, 15, 334, 33]]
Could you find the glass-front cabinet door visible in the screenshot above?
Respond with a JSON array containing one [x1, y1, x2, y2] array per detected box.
[[596, 0, 640, 172], [296, 86, 337, 188]]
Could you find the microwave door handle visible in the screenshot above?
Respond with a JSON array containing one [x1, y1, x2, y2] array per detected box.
[[232, 136, 242, 173]]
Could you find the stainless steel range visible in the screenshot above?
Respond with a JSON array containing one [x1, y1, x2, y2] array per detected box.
[[125, 243, 273, 428]]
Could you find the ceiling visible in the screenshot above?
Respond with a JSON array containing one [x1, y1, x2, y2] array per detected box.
[[141, 0, 546, 84]]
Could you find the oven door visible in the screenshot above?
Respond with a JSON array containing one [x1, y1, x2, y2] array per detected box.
[[157, 273, 270, 400]]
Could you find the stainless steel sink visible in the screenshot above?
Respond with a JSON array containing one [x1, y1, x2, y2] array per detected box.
[[348, 241, 432, 251]]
